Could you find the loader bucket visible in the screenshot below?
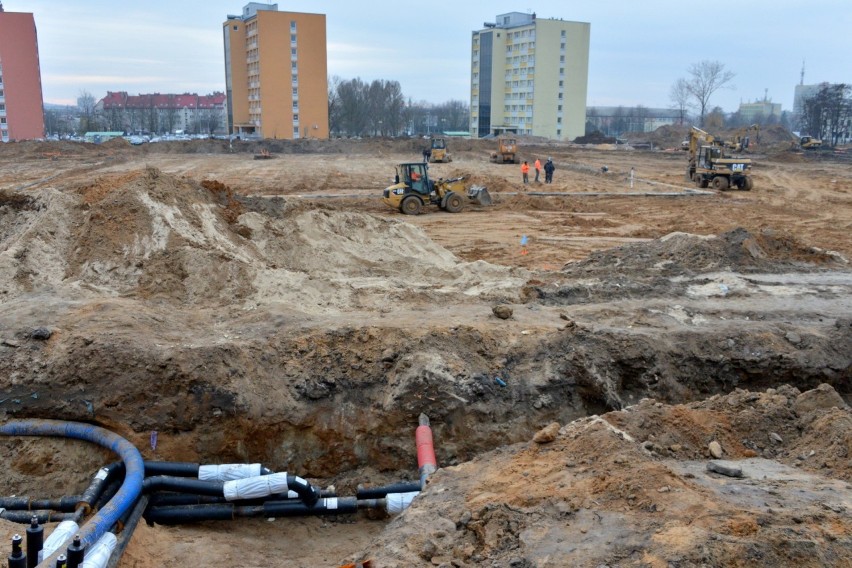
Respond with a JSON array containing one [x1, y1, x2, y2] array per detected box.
[[467, 185, 492, 206]]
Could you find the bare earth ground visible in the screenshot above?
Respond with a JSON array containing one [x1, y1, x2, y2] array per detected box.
[[0, 136, 850, 567]]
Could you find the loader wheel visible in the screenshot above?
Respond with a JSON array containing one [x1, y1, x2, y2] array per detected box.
[[444, 192, 464, 213], [712, 176, 729, 191], [400, 195, 423, 215], [694, 175, 705, 188], [742, 177, 753, 191]]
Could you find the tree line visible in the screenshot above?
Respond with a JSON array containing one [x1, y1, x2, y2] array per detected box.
[[799, 83, 851, 146], [328, 76, 469, 138]]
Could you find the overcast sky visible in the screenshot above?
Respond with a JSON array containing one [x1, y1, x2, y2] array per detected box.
[[13, 0, 851, 112]]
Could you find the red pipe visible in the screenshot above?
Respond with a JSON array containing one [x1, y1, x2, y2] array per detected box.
[[416, 414, 437, 486]]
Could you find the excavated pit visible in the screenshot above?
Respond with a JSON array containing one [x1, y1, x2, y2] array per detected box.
[[1, 157, 851, 566]]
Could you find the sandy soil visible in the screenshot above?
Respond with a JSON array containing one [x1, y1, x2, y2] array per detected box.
[[0, 137, 850, 567]]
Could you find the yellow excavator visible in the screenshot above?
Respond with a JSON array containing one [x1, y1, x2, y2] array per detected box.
[[381, 162, 491, 215], [725, 124, 760, 153], [686, 126, 754, 191]]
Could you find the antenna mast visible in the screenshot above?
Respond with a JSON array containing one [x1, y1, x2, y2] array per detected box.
[[800, 60, 805, 86]]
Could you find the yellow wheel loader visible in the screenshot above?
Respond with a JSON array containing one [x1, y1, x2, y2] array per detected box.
[[428, 138, 452, 163], [381, 162, 491, 215], [490, 138, 518, 164]]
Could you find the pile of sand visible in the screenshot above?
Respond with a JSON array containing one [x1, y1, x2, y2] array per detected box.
[[0, 168, 527, 314]]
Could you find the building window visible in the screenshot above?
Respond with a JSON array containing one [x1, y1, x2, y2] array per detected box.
[[233, 25, 238, 30], [561, 30, 566, 37], [293, 113, 299, 122], [559, 80, 563, 87], [291, 33, 297, 43], [291, 21, 297, 30], [560, 55, 565, 62]]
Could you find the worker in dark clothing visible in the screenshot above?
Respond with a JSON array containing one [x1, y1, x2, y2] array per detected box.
[[544, 157, 555, 183]]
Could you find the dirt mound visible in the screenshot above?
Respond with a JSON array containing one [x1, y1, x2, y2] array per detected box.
[[573, 132, 617, 145], [561, 227, 848, 277], [360, 384, 852, 567], [0, 168, 527, 312]]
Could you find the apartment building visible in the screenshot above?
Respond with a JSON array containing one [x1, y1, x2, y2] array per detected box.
[[0, 7, 45, 141], [97, 91, 227, 134], [223, 3, 328, 140], [471, 12, 590, 141]]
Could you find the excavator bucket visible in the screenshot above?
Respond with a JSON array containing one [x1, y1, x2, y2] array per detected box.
[[467, 185, 492, 206]]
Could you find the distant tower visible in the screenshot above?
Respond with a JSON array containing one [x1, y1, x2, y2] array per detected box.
[[800, 60, 805, 86]]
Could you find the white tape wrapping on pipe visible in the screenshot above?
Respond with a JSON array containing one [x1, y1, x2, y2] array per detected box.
[[199, 463, 262, 481], [385, 491, 420, 514], [79, 532, 118, 568], [223, 472, 289, 501], [39, 520, 80, 562]]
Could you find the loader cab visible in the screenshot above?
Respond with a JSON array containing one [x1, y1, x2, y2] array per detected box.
[[398, 163, 430, 195]]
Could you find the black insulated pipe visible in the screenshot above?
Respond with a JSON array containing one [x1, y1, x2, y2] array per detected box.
[[141, 462, 200, 478], [284, 475, 320, 507], [144, 497, 366, 525], [75, 468, 110, 516], [54, 555, 67, 568], [25, 517, 42, 568], [141, 476, 225, 497], [0, 511, 74, 524], [149, 488, 337, 508], [105, 495, 148, 568], [8, 534, 26, 568], [0, 497, 80, 513], [356, 482, 421, 499]]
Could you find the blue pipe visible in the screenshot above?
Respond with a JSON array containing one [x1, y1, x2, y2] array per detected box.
[[0, 420, 144, 566]]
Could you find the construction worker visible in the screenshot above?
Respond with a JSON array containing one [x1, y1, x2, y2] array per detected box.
[[534, 158, 542, 182], [521, 161, 530, 185], [544, 157, 555, 184]]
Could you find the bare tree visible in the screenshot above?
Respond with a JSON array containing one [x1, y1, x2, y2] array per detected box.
[[669, 78, 690, 125], [77, 90, 97, 133], [683, 60, 735, 126], [327, 75, 342, 136]]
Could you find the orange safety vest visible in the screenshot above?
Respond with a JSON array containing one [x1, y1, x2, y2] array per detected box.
[[521, 163, 530, 174], [535, 159, 541, 170]]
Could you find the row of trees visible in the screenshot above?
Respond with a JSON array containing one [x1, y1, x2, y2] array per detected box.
[[328, 76, 469, 138], [800, 83, 851, 146]]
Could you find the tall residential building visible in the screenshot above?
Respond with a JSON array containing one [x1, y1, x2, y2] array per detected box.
[[0, 7, 45, 141], [471, 12, 589, 141], [223, 3, 328, 140]]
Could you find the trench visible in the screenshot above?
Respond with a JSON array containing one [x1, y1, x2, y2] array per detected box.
[[2, 315, 849, 482]]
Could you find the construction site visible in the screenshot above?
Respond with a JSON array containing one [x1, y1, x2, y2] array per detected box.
[[0, 131, 850, 567]]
